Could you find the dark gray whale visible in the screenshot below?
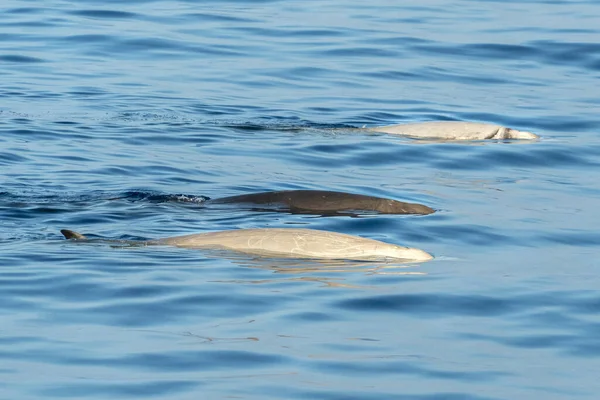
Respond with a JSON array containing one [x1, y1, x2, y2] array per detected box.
[[208, 190, 434, 215]]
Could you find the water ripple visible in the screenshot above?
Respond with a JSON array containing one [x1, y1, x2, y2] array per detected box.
[[68, 10, 139, 19]]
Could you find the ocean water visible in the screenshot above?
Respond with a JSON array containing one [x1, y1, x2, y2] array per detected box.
[[1, 0, 600, 398]]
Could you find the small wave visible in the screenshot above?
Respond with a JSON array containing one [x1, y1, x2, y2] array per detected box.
[[0, 190, 210, 206]]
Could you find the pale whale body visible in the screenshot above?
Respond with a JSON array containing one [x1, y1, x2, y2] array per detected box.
[[60, 228, 433, 262], [366, 121, 539, 140], [209, 190, 434, 215]]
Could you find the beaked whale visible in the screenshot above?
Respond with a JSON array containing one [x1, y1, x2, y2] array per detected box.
[[60, 228, 433, 262], [365, 121, 538, 140], [208, 190, 434, 215]]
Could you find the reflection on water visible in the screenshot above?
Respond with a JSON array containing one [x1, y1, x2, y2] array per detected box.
[[131, 328, 260, 344]]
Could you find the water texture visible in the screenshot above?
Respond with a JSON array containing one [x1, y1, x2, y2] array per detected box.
[[1, 0, 599, 399]]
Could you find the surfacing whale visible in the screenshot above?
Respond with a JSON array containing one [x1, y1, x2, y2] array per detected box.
[[365, 121, 538, 140], [208, 190, 434, 215], [60, 228, 433, 262]]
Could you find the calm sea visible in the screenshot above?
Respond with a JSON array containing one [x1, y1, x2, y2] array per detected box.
[[1, 0, 600, 399]]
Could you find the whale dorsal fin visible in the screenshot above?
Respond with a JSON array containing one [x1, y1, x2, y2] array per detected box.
[[60, 229, 88, 240]]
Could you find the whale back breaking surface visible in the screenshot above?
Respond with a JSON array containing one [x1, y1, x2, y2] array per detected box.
[[209, 190, 434, 215], [156, 228, 433, 261], [366, 121, 539, 140], [61, 228, 433, 262]]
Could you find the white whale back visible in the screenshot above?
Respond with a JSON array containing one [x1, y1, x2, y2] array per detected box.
[[155, 228, 432, 262], [367, 121, 538, 140]]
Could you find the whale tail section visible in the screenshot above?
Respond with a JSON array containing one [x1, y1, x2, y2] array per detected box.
[[60, 229, 88, 240]]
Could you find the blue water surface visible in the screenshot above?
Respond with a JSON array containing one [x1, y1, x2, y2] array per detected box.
[[1, 0, 600, 399]]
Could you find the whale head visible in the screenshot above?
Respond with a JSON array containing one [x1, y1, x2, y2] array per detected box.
[[373, 244, 434, 262], [381, 200, 435, 215], [493, 127, 539, 140]]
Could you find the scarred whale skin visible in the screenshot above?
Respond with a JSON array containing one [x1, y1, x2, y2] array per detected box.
[[60, 228, 433, 262], [209, 190, 434, 215], [366, 121, 539, 140]]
